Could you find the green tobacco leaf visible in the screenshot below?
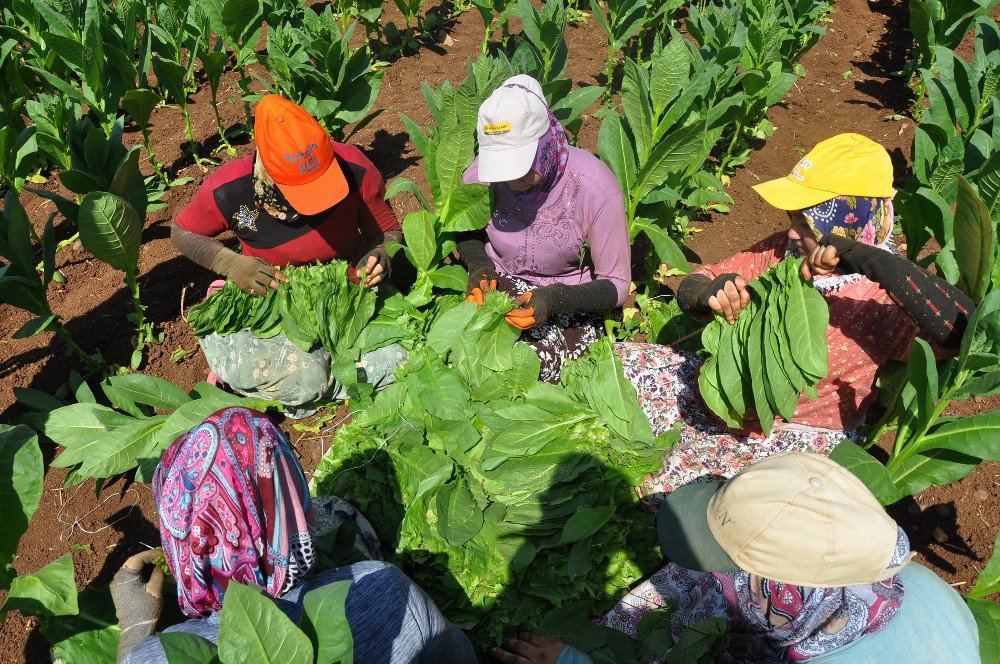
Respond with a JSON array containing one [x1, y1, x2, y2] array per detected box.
[[556, 503, 615, 546], [402, 211, 437, 273], [636, 606, 675, 658], [106, 374, 192, 411], [635, 120, 706, 203], [122, 88, 160, 129], [39, 586, 120, 664], [393, 443, 454, 502], [45, 403, 136, 468], [828, 441, 900, 505], [218, 582, 314, 664], [160, 632, 220, 663], [410, 349, 471, 421], [78, 192, 141, 274], [966, 598, 1000, 664], [666, 617, 730, 663], [301, 581, 354, 664], [77, 416, 167, 479], [597, 111, 637, 213], [436, 477, 484, 546], [954, 175, 994, 302], [890, 448, 981, 497], [4, 554, 77, 618], [12, 315, 59, 339], [0, 425, 43, 583], [969, 530, 1000, 600], [907, 410, 1000, 460]]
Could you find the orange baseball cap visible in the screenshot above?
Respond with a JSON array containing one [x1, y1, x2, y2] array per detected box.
[[254, 95, 349, 216]]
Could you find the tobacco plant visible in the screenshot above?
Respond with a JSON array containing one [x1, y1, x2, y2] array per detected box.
[[263, 10, 383, 141], [25, 375, 275, 484], [24, 0, 141, 137], [597, 36, 734, 280], [77, 192, 162, 369], [0, 125, 39, 194], [25, 93, 83, 172], [0, 425, 81, 628], [0, 194, 95, 365], [832, 288, 1000, 504], [200, 0, 265, 132], [589, 0, 647, 97], [387, 56, 520, 306], [513, 0, 569, 82], [471, 0, 518, 52], [906, 0, 999, 107], [895, 20, 999, 289]]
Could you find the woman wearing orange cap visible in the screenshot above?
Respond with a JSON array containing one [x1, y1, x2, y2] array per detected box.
[[171, 96, 406, 415], [614, 134, 976, 506]]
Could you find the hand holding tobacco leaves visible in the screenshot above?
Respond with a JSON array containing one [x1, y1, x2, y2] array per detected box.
[[698, 257, 830, 435]]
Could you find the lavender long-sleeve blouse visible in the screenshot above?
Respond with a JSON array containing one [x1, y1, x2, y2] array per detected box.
[[463, 146, 631, 306]]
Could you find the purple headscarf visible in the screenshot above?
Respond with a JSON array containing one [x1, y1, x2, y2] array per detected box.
[[153, 407, 315, 616], [501, 82, 569, 203]]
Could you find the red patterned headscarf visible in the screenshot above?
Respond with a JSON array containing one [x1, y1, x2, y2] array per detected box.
[[153, 407, 315, 616]]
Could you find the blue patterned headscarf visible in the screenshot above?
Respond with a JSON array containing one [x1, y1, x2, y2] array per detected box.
[[801, 195, 894, 247]]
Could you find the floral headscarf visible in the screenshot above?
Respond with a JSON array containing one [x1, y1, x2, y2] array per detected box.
[[800, 195, 893, 247], [715, 527, 911, 660], [153, 407, 315, 617], [501, 82, 569, 203], [789, 195, 896, 293]]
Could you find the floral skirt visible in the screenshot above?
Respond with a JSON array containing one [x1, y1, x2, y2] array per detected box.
[[614, 342, 852, 509], [497, 273, 604, 383]]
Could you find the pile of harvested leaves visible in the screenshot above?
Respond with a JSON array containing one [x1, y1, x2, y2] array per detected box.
[[312, 292, 677, 651]]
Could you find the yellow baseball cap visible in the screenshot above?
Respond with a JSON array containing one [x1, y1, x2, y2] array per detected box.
[[657, 452, 908, 587], [752, 133, 894, 210]]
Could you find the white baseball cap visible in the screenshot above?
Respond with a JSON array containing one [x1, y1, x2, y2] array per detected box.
[[476, 75, 549, 183]]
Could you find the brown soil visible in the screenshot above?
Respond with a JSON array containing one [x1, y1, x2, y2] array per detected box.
[[1, 0, 997, 661]]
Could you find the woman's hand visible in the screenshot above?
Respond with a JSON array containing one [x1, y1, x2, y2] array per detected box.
[[228, 254, 288, 296], [801, 244, 840, 281], [707, 277, 750, 324], [492, 632, 568, 664], [357, 249, 390, 288], [468, 272, 499, 306], [110, 549, 166, 660]]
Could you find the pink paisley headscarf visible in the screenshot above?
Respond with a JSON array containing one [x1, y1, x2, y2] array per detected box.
[[153, 407, 315, 617]]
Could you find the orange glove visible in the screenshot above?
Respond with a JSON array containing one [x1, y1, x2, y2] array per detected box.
[[505, 291, 537, 330], [467, 276, 497, 306]]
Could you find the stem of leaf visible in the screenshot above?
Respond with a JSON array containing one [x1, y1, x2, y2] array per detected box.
[[887, 371, 966, 471], [55, 323, 99, 369]]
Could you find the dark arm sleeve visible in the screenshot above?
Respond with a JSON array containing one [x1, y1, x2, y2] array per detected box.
[[676, 272, 742, 317], [545, 279, 619, 315], [821, 233, 976, 349], [455, 233, 496, 276]]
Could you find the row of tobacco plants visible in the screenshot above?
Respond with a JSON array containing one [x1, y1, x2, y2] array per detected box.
[[0, 0, 385, 370], [824, 13, 1000, 648]]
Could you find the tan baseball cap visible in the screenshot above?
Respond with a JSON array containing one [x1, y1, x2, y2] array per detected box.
[[657, 452, 907, 588], [476, 75, 549, 183]]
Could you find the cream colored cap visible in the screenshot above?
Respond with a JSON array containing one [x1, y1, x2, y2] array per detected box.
[[706, 452, 903, 587]]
